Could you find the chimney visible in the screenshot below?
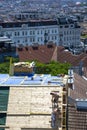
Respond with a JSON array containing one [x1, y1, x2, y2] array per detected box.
[[68, 69, 74, 90]]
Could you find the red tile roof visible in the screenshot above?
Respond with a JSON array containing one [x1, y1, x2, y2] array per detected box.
[[68, 73, 87, 130], [17, 45, 87, 67], [17, 45, 57, 63], [83, 67, 87, 77], [68, 105, 87, 130], [70, 73, 87, 100]]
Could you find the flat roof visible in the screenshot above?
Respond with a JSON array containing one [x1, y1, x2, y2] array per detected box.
[[0, 36, 12, 42], [0, 74, 67, 86]]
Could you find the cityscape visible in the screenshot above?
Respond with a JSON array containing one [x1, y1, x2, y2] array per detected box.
[[0, 0, 87, 130]]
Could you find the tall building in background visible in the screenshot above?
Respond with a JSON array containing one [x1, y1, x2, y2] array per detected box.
[[0, 16, 81, 48]]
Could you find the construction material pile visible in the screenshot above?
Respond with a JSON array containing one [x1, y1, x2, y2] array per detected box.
[[14, 61, 35, 76]]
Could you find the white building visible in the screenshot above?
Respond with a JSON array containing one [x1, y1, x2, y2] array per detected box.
[[0, 17, 81, 47]]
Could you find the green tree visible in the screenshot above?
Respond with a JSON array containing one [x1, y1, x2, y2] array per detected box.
[[0, 59, 71, 75], [0, 57, 19, 74], [35, 61, 71, 75]]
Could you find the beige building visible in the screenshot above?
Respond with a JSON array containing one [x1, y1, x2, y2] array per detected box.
[[0, 74, 68, 130]]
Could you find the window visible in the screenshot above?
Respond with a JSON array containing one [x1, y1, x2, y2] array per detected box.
[[73, 30, 74, 34], [41, 37, 43, 41], [60, 26, 63, 28], [37, 37, 40, 42], [55, 36, 57, 40], [30, 31, 32, 35], [0, 113, 6, 125], [25, 31, 27, 35], [41, 30, 43, 34], [22, 24, 28, 28], [30, 37, 32, 42], [33, 31, 35, 35], [64, 37, 66, 41], [0, 128, 5, 130], [0, 87, 9, 111], [18, 40, 20, 43], [17, 32, 20, 36], [22, 31, 24, 36], [52, 36, 54, 40], [48, 30, 50, 34], [65, 25, 69, 28], [32, 37, 35, 42], [14, 32, 17, 36], [52, 30, 54, 33], [25, 38, 27, 43], [70, 31, 71, 35], [48, 36, 50, 40], [71, 24, 73, 28], [37, 30, 39, 35], [64, 31, 66, 35], [55, 29, 57, 33]]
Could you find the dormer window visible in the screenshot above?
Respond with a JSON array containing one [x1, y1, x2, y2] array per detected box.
[[32, 43, 39, 50], [22, 24, 28, 28], [70, 24, 74, 28]]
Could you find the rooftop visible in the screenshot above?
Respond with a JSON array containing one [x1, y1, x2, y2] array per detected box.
[[0, 74, 67, 86], [0, 36, 12, 42], [70, 73, 87, 100], [17, 45, 87, 67], [0, 17, 79, 28]]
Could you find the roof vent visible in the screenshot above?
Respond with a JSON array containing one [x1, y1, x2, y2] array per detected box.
[[25, 44, 28, 51], [47, 41, 54, 48], [18, 44, 23, 51]]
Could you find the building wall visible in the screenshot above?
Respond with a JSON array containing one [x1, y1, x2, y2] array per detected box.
[[5, 86, 63, 130], [0, 21, 81, 47], [0, 25, 59, 46], [58, 24, 81, 47]]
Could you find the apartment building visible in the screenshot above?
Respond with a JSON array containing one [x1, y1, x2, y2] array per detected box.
[[0, 62, 87, 130], [0, 17, 81, 47], [0, 73, 68, 130]]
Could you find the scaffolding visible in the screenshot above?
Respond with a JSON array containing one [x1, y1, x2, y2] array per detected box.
[[50, 91, 61, 129], [62, 87, 67, 130]]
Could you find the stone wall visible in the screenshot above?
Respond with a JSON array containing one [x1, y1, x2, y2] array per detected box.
[[6, 86, 63, 130]]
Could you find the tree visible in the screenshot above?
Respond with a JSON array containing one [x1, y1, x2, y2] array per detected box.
[[35, 61, 71, 75], [0, 59, 71, 75]]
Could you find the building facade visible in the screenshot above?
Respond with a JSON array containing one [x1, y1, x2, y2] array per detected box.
[[0, 74, 68, 130], [0, 17, 81, 47], [0, 69, 87, 130]]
